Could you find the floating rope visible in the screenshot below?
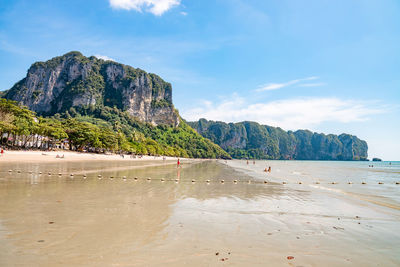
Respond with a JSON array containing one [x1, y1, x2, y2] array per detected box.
[[0, 169, 398, 185]]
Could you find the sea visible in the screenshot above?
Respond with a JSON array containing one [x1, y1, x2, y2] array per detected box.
[[0, 158, 399, 266]]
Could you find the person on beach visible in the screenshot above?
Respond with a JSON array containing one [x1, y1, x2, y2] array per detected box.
[[247, 160, 249, 165], [0, 147, 3, 157], [253, 160, 255, 165], [177, 158, 180, 167], [268, 166, 271, 172]]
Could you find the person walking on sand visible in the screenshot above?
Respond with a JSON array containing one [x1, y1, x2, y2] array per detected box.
[[177, 158, 180, 167], [1, 147, 4, 157], [268, 166, 271, 172]]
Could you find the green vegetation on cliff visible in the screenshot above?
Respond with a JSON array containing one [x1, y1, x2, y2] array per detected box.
[[189, 119, 368, 160], [0, 99, 230, 159]]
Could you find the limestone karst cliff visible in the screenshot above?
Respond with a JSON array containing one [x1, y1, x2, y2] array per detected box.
[[4, 51, 179, 126], [188, 119, 368, 160]]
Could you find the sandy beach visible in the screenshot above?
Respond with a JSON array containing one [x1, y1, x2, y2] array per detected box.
[[0, 150, 188, 163], [0, 155, 399, 266]]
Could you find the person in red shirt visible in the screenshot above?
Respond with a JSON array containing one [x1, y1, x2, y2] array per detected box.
[[1, 148, 4, 156], [177, 158, 180, 167]]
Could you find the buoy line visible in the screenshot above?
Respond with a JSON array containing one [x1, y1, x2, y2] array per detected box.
[[0, 170, 398, 185]]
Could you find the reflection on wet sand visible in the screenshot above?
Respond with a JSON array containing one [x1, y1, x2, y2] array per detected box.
[[0, 160, 399, 266]]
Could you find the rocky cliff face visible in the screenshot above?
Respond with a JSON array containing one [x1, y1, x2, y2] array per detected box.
[[4, 51, 179, 126], [189, 119, 368, 160]]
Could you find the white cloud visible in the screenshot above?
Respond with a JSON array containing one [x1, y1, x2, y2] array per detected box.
[[182, 95, 388, 130], [109, 0, 181, 16], [94, 54, 116, 61], [299, 82, 326, 87], [256, 76, 318, 92], [180, 11, 187, 16]]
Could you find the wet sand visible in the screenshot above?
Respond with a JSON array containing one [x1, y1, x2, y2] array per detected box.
[[0, 160, 399, 266]]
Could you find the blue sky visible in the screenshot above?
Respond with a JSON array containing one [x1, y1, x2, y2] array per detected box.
[[0, 0, 399, 159]]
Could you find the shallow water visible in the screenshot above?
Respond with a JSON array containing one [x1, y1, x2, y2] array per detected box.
[[228, 160, 400, 210], [0, 160, 399, 266]]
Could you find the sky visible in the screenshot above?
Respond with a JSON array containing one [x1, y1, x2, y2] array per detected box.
[[0, 0, 399, 159]]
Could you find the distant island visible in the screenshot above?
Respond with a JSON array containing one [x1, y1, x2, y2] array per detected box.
[[0, 51, 368, 160]]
